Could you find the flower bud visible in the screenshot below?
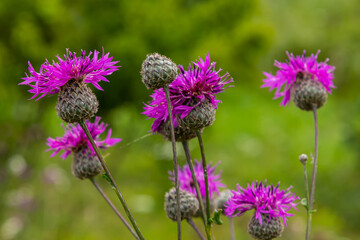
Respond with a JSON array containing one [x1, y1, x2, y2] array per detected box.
[[216, 189, 232, 211], [164, 188, 199, 221], [248, 213, 284, 240], [56, 79, 99, 123], [159, 120, 199, 142], [141, 53, 178, 90], [177, 99, 216, 131], [72, 145, 102, 180], [299, 153, 308, 165], [292, 73, 327, 111]]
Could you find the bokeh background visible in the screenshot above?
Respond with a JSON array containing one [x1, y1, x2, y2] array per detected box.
[[1, 0, 359, 239]]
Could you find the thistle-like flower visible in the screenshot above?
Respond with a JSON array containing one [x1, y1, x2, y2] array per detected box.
[[262, 50, 335, 110], [170, 160, 225, 198], [225, 180, 299, 225], [143, 54, 233, 134], [21, 48, 120, 122], [170, 160, 225, 217], [47, 117, 121, 179]]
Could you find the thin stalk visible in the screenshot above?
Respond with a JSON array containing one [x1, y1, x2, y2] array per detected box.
[[303, 160, 311, 240], [306, 105, 319, 240], [90, 178, 139, 240], [196, 130, 213, 240], [228, 217, 235, 240], [181, 141, 208, 232], [79, 121, 145, 240], [163, 85, 182, 240], [187, 218, 206, 240]]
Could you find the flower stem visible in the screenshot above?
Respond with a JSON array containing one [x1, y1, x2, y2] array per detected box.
[[89, 178, 139, 240], [163, 85, 182, 240], [306, 105, 319, 240], [187, 218, 206, 240], [79, 121, 145, 240], [195, 130, 213, 240], [228, 217, 235, 240], [182, 141, 209, 238]]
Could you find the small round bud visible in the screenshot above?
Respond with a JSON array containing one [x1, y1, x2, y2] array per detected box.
[[177, 100, 216, 131], [141, 53, 178, 90], [299, 154, 308, 165], [216, 190, 232, 211], [159, 120, 199, 142], [72, 145, 102, 180], [248, 213, 284, 240], [164, 188, 199, 221], [292, 73, 327, 111], [56, 79, 99, 123]]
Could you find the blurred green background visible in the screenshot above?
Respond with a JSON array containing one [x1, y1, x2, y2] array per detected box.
[[1, 0, 359, 239]]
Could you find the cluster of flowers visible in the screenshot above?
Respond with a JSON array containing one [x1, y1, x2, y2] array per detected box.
[[21, 48, 335, 239]]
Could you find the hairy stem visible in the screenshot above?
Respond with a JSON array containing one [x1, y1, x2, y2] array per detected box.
[[163, 85, 182, 240], [90, 178, 139, 240], [182, 141, 210, 239], [196, 130, 213, 240], [306, 105, 319, 240], [79, 121, 145, 240], [187, 218, 206, 240]]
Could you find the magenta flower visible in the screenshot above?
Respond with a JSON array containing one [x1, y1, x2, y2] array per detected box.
[[169, 160, 225, 200], [20, 48, 120, 100], [47, 117, 121, 159], [225, 180, 299, 226], [143, 54, 233, 133], [262, 50, 335, 106]]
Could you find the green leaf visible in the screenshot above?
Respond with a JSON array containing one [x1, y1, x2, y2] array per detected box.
[[210, 209, 223, 225], [102, 173, 116, 190]]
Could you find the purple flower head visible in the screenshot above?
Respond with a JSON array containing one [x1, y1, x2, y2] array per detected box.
[[262, 50, 335, 106], [143, 54, 233, 134], [224, 180, 299, 226], [169, 160, 226, 200], [47, 117, 122, 160], [20, 48, 120, 100]]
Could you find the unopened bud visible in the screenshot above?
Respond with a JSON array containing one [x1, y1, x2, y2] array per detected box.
[[299, 154, 308, 165]]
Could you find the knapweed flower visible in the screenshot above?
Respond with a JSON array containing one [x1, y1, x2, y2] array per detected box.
[[47, 116, 121, 160], [20, 48, 120, 100], [262, 50, 335, 109], [169, 160, 225, 200], [225, 180, 299, 226], [143, 54, 233, 133], [21, 49, 120, 123], [47, 117, 121, 179]]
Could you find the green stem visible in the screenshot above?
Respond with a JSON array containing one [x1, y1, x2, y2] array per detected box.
[[306, 105, 319, 240], [196, 130, 213, 240], [182, 141, 210, 239], [90, 178, 139, 240], [163, 85, 182, 240], [79, 121, 145, 240], [187, 218, 206, 240]]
